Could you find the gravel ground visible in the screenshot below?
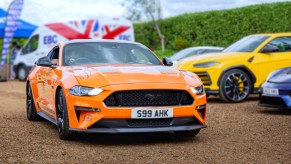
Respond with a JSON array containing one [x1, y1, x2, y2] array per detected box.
[[0, 81, 290, 163]]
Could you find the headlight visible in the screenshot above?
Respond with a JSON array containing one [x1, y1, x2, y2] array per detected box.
[[271, 73, 290, 81], [194, 62, 219, 68], [69, 86, 103, 96], [190, 85, 205, 95], [266, 70, 280, 81]]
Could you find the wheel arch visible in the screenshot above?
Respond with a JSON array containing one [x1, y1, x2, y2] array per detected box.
[[217, 65, 256, 91], [16, 63, 30, 81], [16, 62, 26, 72], [26, 80, 30, 93], [54, 86, 63, 116]]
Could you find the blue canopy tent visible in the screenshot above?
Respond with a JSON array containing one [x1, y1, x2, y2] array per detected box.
[[0, 8, 37, 38]]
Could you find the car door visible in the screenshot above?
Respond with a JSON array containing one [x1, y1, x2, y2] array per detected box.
[[41, 46, 60, 119], [35, 61, 46, 110], [255, 36, 291, 85]]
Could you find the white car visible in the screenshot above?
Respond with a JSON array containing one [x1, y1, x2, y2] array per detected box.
[[170, 46, 224, 65]]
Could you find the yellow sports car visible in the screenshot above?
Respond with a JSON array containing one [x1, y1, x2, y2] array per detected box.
[[175, 33, 291, 102]]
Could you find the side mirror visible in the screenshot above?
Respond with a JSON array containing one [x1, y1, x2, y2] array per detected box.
[[162, 57, 173, 66], [260, 44, 279, 53], [36, 56, 52, 67]]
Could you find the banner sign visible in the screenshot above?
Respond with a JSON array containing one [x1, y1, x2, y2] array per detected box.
[[0, 0, 24, 69]]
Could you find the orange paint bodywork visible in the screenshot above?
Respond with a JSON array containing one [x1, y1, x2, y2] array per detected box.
[[27, 41, 207, 131]]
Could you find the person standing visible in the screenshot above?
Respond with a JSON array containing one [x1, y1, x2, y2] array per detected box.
[[10, 42, 20, 80]]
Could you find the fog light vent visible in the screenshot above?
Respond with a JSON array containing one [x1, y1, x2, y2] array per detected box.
[[74, 106, 101, 112], [196, 104, 206, 119]]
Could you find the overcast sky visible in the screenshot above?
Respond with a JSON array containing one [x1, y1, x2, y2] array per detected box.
[[0, 0, 289, 25]]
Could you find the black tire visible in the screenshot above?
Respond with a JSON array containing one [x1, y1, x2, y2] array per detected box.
[[175, 129, 200, 138], [17, 65, 28, 81], [219, 69, 252, 103], [26, 83, 40, 121], [57, 89, 75, 140]]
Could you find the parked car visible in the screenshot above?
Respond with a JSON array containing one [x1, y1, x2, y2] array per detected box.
[[170, 46, 223, 65], [26, 39, 207, 140], [259, 67, 291, 109], [13, 18, 134, 81], [175, 33, 291, 102]]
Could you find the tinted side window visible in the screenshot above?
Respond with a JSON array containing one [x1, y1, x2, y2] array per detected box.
[[267, 37, 291, 52], [47, 47, 60, 65], [192, 49, 205, 55], [204, 49, 222, 53], [22, 35, 39, 55]]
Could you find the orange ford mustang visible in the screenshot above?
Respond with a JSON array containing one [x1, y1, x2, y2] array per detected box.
[[26, 40, 207, 140]]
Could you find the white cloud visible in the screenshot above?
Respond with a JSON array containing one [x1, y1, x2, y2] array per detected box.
[[0, 0, 290, 26], [1, 0, 125, 25], [161, 0, 290, 17]]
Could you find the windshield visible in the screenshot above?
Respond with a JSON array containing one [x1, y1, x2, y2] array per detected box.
[[223, 35, 270, 52], [63, 42, 162, 66], [170, 48, 204, 61]]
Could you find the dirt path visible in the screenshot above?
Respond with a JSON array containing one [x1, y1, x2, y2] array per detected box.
[[0, 81, 290, 163]]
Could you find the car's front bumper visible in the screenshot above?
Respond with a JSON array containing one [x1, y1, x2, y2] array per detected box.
[[69, 117, 206, 133], [259, 82, 291, 109], [205, 89, 219, 95], [65, 83, 207, 131], [70, 125, 206, 133]]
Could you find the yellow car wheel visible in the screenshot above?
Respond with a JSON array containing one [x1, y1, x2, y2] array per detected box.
[[219, 69, 252, 102]]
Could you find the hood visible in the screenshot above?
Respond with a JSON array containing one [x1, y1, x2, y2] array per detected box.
[[268, 67, 291, 83], [175, 52, 251, 69], [63, 65, 202, 88]]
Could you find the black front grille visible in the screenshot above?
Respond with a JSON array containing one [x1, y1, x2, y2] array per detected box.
[[194, 72, 211, 86], [279, 90, 291, 96], [260, 96, 287, 107], [127, 118, 173, 127], [104, 90, 194, 107]]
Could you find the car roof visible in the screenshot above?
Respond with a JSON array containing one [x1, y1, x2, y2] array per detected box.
[[63, 39, 140, 45], [186, 46, 224, 50]]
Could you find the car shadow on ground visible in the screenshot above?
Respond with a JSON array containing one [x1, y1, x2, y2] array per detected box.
[[74, 132, 202, 145], [257, 108, 291, 116], [207, 95, 260, 103], [35, 117, 204, 145]]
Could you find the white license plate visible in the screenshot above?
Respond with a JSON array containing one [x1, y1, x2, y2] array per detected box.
[[263, 88, 279, 95], [131, 108, 173, 119]]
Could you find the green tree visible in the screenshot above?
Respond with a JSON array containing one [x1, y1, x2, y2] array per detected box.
[[123, 0, 165, 52]]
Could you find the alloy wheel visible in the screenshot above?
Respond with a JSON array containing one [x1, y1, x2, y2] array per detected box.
[[224, 72, 250, 102], [57, 92, 65, 134], [26, 85, 32, 116]]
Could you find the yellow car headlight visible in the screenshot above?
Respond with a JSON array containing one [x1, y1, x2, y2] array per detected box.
[[194, 62, 220, 68]]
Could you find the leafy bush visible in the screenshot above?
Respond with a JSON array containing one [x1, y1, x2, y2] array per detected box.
[[134, 2, 291, 51], [172, 36, 190, 50], [153, 49, 176, 59]]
